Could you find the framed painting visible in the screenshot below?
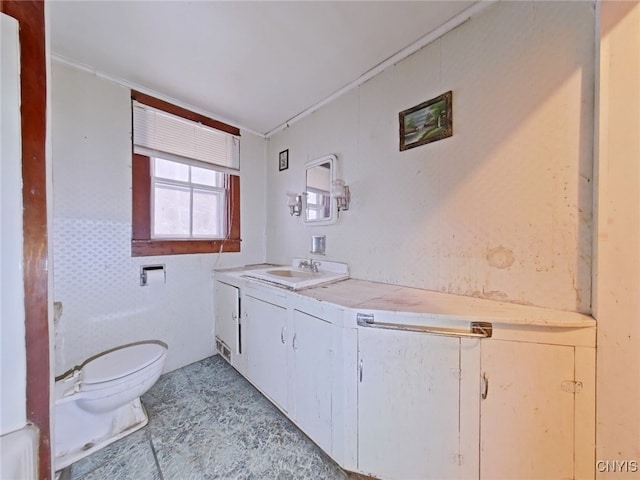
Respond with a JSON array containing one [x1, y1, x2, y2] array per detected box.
[[279, 149, 289, 171], [399, 91, 452, 151]]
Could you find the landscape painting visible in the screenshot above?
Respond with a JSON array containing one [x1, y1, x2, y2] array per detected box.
[[399, 91, 452, 151]]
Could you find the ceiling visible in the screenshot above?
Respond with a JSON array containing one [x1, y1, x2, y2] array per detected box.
[[49, 1, 477, 136]]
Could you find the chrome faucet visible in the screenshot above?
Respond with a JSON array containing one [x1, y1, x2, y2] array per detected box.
[[298, 259, 321, 273]]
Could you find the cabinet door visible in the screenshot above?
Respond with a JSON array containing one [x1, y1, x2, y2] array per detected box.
[[358, 328, 461, 480], [480, 340, 575, 479], [214, 281, 239, 359], [244, 294, 288, 412], [292, 310, 333, 455]]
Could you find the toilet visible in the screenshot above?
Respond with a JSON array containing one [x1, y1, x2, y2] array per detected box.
[[54, 341, 167, 471]]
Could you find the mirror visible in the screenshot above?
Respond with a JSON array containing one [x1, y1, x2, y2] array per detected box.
[[304, 154, 336, 225]]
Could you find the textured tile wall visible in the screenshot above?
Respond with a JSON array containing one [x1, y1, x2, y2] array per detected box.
[[52, 214, 219, 374], [51, 63, 265, 375], [265, 1, 595, 313]]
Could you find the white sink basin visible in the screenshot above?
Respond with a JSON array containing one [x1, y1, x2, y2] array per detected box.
[[243, 259, 349, 290], [265, 269, 315, 279]]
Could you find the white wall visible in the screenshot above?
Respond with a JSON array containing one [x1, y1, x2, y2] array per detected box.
[[594, 1, 640, 475], [266, 1, 595, 313], [51, 63, 266, 374], [0, 12, 27, 435]]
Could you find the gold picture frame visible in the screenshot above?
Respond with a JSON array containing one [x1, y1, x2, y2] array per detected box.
[[399, 91, 452, 151]]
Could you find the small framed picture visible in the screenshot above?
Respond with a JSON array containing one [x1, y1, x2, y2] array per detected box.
[[399, 91, 452, 151], [279, 149, 289, 171]]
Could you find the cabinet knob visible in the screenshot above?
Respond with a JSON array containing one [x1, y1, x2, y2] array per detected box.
[[281, 326, 286, 344], [359, 358, 364, 383]]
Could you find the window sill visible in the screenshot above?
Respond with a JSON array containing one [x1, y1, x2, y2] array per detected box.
[[131, 238, 241, 257]]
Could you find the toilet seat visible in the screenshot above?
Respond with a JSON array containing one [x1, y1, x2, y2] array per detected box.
[[82, 343, 166, 385], [54, 341, 167, 470]]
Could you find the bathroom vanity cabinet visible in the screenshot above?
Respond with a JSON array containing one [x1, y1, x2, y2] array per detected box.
[[243, 291, 289, 412], [355, 332, 593, 480], [219, 277, 351, 462], [356, 327, 470, 479], [214, 268, 596, 480], [290, 309, 334, 454], [354, 324, 596, 480], [478, 339, 594, 480], [213, 281, 240, 363]]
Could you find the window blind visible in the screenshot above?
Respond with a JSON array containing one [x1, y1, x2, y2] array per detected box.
[[133, 100, 240, 170]]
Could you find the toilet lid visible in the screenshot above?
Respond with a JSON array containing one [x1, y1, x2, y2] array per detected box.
[[82, 343, 166, 384]]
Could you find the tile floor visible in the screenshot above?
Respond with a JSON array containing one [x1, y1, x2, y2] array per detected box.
[[64, 355, 348, 479]]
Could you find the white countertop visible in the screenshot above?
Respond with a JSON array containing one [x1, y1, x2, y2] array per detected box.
[[302, 279, 595, 328], [216, 267, 596, 329]]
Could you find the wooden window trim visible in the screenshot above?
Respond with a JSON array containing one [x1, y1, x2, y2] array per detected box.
[[131, 90, 240, 137], [131, 91, 241, 257], [132, 154, 241, 257]]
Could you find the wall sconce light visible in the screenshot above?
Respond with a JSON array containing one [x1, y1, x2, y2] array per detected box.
[[286, 192, 302, 216], [331, 179, 350, 211]]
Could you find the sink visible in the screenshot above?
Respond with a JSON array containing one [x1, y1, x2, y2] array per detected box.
[[266, 269, 315, 279], [243, 259, 349, 290]]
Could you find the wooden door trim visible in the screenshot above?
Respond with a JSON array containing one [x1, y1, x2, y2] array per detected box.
[[0, 2, 51, 478]]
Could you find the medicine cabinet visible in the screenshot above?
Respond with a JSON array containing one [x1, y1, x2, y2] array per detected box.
[[304, 154, 336, 225]]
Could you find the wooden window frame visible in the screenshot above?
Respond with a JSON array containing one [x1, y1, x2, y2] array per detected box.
[[131, 92, 241, 256]]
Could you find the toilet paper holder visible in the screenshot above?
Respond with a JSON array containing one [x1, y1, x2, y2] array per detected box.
[[140, 264, 165, 286]]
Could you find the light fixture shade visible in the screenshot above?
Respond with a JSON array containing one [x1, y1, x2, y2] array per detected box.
[[286, 192, 302, 216], [330, 179, 350, 211], [286, 192, 300, 206], [331, 179, 346, 198]]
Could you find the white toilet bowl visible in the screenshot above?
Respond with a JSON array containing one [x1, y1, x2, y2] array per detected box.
[[54, 341, 167, 471]]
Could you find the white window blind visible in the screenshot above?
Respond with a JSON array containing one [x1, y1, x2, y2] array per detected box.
[[133, 100, 240, 170]]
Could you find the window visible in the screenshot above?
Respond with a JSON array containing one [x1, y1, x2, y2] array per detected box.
[[152, 158, 227, 239], [131, 91, 241, 256]]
